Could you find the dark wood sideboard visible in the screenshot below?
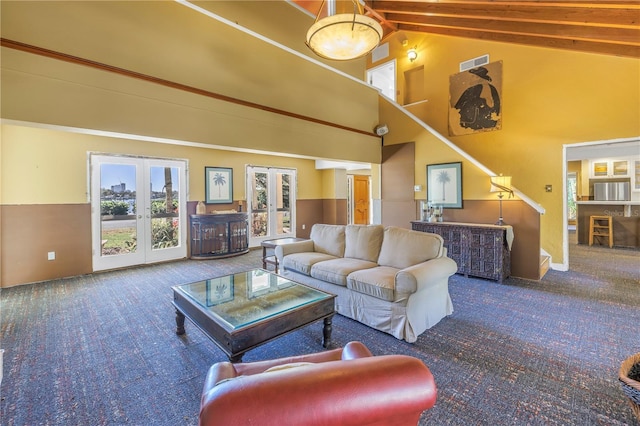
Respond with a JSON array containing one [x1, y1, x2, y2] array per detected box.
[[411, 221, 512, 283], [190, 213, 249, 259]]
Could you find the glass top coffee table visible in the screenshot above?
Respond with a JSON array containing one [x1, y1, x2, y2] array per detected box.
[[172, 269, 335, 362]]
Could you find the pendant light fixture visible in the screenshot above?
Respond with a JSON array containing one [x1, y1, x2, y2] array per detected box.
[[306, 0, 383, 61]]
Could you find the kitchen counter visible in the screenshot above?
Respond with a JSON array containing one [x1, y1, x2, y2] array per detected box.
[[576, 202, 640, 248]]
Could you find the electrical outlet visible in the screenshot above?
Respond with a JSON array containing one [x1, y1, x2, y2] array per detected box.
[[545, 185, 553, 192], [302, 224, 306, 230], [47, 251, 55, 261]]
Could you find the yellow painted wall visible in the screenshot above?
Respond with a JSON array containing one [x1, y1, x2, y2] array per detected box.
[[374, 32, 640, 265], [380, 99, 498, 202], [1, 1, 381, 164], [197, 1, 366, 79], [0, 124, 324, 205]]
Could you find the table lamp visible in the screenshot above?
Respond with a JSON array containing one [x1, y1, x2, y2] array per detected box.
[[490, 175, 513, 225]]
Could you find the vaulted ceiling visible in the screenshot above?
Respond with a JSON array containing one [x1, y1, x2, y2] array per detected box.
[[293, 0, 639, 58]]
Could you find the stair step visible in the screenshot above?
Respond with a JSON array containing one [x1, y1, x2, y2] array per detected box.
[[539, 254, 551, 279]]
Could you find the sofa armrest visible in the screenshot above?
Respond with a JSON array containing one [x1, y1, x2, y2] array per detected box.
[[200, 362, 238, 407], [200, 355, 436, 426], [274, 240, 315, 264], [398, 256, 458, 292], [206, 342, 371, 387], [341, 341, 373, 360]]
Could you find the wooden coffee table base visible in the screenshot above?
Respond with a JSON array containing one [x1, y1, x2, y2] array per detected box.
[[175, 309, 186, 335], [322, 316, 332, 348], [174, 307, 334, 363]]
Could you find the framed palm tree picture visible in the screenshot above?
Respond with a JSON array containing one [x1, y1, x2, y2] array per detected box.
[[205, 167, 233, 204], [427, 162, 463, 209]]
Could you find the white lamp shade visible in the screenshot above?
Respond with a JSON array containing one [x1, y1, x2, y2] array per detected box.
[[306, 13, 383, 61], [490, 175, 512, 193]]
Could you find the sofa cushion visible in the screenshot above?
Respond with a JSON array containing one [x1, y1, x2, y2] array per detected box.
[[377, 227, 444, 269], [347, 266, 399, 302], [283, 252, 338, 276], [344, 225, 384, 263], [310, 224, 346, 258], [311, 258, 378, 287], [265, 362, 315, 373]]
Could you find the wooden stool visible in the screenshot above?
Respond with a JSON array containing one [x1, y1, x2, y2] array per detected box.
[[589, 215, 613, 248]]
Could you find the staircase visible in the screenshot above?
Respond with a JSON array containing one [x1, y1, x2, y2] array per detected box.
[[539, 254, 551, 279]]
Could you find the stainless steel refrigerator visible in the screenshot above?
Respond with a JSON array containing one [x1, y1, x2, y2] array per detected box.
[[593, 182, 630, 201]]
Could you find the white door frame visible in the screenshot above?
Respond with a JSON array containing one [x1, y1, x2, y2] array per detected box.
[[367, 59, 397, 101], [90, 154, 187, 271], [246, 165, 297, 247]]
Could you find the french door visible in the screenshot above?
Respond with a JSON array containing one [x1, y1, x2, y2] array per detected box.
[[247, 166, 296, 246], [91, 154, 187, 271]]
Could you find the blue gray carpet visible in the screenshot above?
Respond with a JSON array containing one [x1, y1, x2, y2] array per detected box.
[[1, 235, 639, 425]]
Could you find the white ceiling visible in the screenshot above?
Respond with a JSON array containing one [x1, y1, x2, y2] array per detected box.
[[315, 160, 371, 170], [566, 140, 640, 161]]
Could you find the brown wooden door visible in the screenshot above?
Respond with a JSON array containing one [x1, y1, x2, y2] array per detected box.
[[353, 175, 370, 225]]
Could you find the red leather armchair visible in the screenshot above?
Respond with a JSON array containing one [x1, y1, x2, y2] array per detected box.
[[199, 341, 437, 426]]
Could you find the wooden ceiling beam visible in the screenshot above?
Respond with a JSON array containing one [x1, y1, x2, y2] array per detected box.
[[386, 13, 640, 45], [291, 0, 639, 57], [399, 22, 640, 57], [361, 3, 398, 32], [371, 1, 640, 27]]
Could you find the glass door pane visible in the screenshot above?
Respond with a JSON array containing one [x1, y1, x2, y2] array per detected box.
[[250, 170, 269, 239], [149, 166, 180, 251], [275, 172, 292, 234], [100, 162, 139, 256], [248, 167, 296, 246], [92, 156, 145, 271], [567, 172, 577, 222], [143, 159, 187, 263]]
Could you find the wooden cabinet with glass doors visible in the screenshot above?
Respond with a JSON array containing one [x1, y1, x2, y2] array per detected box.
[[189, 213, 249, 259]]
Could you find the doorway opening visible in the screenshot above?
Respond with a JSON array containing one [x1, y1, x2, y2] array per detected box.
[[367, 60, 396, 100], [563, 138, 639, 269]]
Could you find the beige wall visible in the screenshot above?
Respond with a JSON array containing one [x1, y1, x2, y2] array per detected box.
[[374, 32, 640, 265]]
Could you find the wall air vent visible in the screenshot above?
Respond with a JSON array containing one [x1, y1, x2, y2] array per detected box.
[[459, 54, 490, 72]]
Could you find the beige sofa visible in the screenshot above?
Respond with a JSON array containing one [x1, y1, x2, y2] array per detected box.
[[275, 224, 458, 342]]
